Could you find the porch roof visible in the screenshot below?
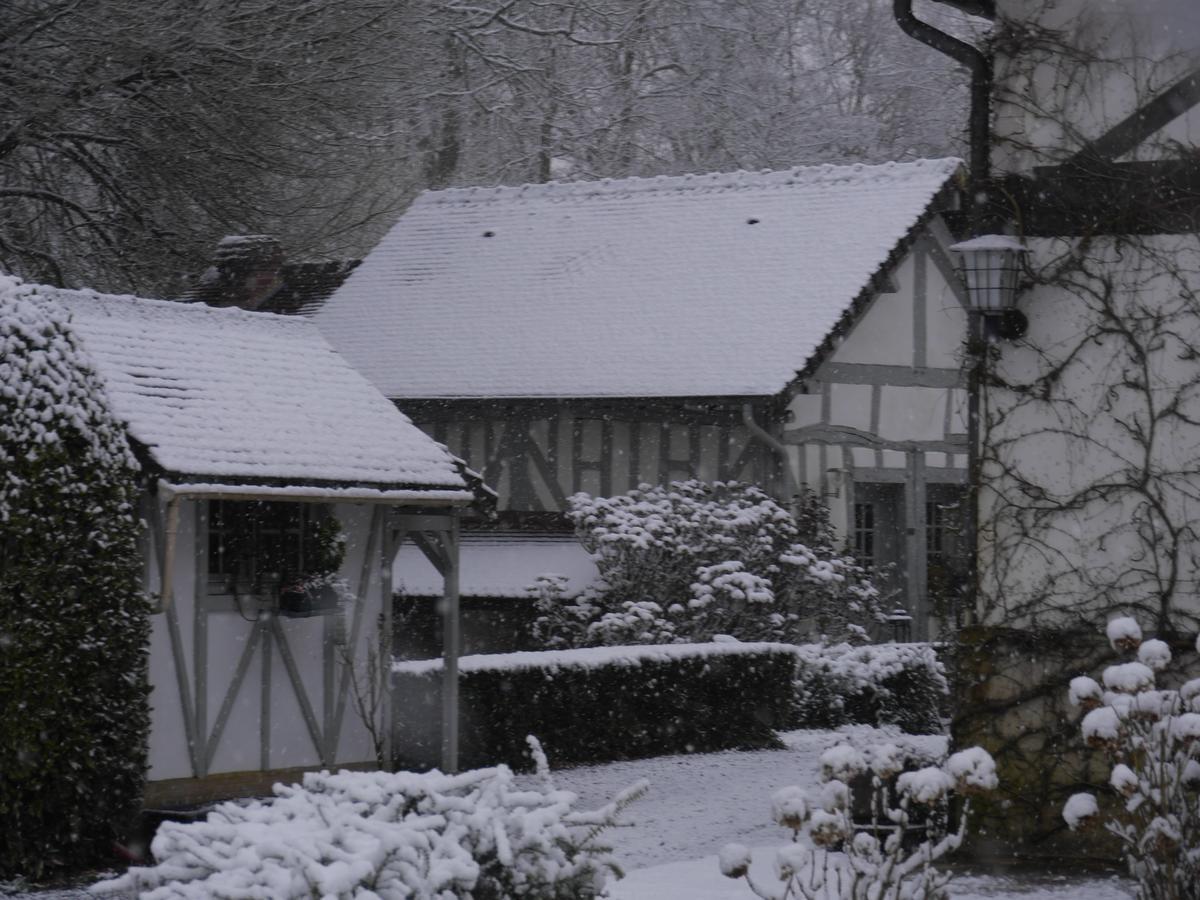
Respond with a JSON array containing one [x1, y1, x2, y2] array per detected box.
[[42, 287, 470, 496]]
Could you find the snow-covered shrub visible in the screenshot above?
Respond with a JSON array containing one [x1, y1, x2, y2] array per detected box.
[[721, 741, 996, 899], [1062, 618, 1200, 900], [95, 737, 645, 899], [793, 642, 948, 734], [392, 642, 799, 770], [0, 277, 149, 877], [536, 481, 881, 648]]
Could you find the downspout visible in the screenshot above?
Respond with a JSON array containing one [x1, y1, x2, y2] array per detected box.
[[894, 0, 994, 630], [742, 404, 799, 504], [893, 0, 992, 232]]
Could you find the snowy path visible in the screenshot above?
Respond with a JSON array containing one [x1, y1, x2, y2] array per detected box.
[[531, 725, 946, 872]]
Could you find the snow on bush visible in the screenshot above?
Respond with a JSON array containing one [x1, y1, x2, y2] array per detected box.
[[722, 736, 997, 899], [793, 641, 948, 734], [95, 739, 645, 899], [1106, 616, 1143, 652], [1063, 619, 1200, 900], [1069, 675, 1104, 709], [0, 276, 149, 877], [533, 482, 881, 648], [1062, 793, 1100, 830], [945, 746, 1000, 794], [819, 744, 867, 783]]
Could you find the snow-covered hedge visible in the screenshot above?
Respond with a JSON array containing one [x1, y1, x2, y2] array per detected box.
[[793, 642, 948, 734], [392, 642, 799, 770], [0, 277, 149, 877], [95, 741, 644, 899]]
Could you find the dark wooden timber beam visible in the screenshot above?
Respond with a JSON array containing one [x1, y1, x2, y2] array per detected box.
[[929, 0, 994, 17], [999, 159, 1200, 236], [1069, 68, 1200, 165]]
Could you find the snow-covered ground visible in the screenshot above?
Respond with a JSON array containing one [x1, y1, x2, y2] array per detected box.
[[527, 726, 1132, 900], [532, 725, 946, 873], [2, 726, 1132, 899]]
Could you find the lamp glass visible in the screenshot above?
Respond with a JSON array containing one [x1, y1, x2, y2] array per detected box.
[[949, 235, 1028, 313]]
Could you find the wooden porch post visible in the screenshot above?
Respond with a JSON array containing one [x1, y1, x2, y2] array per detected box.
[[441, 513, 461, 773]]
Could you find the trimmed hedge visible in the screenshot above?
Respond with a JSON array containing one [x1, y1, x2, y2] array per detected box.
[[0, 282, 150, 878], [792, 642, 948, 734], [392, 643, 798, 771]]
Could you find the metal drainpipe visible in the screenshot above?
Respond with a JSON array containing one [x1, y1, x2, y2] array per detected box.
[[893, 0, 993, 233], [894, 0, 994, 630], [742, 404, 799, 507]]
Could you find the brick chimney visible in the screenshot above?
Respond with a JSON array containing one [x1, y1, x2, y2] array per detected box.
[[196, 235, 285, 310]]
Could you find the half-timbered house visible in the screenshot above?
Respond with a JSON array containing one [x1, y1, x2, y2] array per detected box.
[[315, 158, 974, 640], [52, 290, 476, 803]]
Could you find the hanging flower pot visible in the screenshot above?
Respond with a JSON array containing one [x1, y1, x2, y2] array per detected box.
[[279, 574, 346, 618]]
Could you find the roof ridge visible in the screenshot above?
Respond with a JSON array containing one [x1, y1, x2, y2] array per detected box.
[[38, 285, 314, 329], [415, 157, 963, 206]]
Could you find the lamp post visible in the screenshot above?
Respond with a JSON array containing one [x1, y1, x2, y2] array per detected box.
[[949, 235, 1030, 630]]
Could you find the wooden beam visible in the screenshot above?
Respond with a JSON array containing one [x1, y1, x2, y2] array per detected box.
[[1000, 159, 1200, 236], [192, 503, 209, 778], [1070, 68, 1200, 165], [206, 620, 262, 772], [784, 423, 968, 454], [270, 616, 327, 764], [441, 516, 461, 774], [411, 530, 451, 577], [813, 362, 965, 389]]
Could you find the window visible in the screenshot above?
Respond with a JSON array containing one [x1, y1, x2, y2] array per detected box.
[[925, 494, 967, 609], [853, 502, 875, 567], [207, 501, 323, 597], [926, 498, 963, 569]]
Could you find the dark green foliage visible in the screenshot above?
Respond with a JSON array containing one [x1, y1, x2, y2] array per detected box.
[[0, 282, 151, 878], [393, 646, 799, 771], [792, 643, 948, 735]]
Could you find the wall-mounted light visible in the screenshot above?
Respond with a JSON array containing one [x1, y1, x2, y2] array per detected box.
[[823, 467, 845, 499], [949, 234, 1031, 340]]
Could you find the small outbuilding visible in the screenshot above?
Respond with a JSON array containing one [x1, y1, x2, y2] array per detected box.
[[47, 289, 477, 805]]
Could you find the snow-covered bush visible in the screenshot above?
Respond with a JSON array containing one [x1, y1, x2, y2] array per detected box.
[[722, 742, 997, 899], [535, 481, 881, 648], [0, 277, 149, 877], [95, 737, 645, 899], [793, 642, 948, 735], [1062, 618, 1200, 900], [392, 642, 799, 770]]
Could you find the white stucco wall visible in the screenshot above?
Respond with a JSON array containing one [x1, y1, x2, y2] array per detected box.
[[979, 234, 1200, 628]]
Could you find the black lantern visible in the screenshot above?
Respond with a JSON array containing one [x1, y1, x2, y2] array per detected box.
[[887, 607, 913, 643], [949, 234, 1031, 340]]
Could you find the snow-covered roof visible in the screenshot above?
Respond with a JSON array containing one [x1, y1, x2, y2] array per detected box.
[[315, 158, 962, 399], [39, 287, 469, 492], [394, 533, 599, 598]]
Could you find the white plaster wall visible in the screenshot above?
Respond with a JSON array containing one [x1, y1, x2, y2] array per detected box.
[[877, 386, 947, 443], [979, 235, 1200, 627], [828, 383, 874, 433], [831, 262, 915, 366], [924, 273, 968, 369]]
